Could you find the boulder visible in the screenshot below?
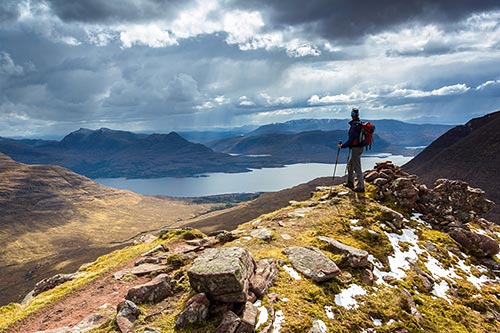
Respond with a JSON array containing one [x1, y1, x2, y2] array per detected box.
[[318, 236, 369, 268], [250, 228, 273, 242], [126, 274, 172, 304], [129, 263, 168, 276], [236, 302, 258, 333], [215, 311, 241, 333], [250, 259, 279, 298], [448, 228, 499, 257], [188, 247, 256, 302], [116, 300, 140, 333], [379, 205, 404, 229], [175, 293, 210, 328], [282, 247, 341, 282]]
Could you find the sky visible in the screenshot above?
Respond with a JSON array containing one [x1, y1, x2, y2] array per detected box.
[[1, 0, 500, 138]]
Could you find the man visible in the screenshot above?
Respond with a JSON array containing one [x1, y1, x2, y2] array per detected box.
[[338, 108, 365, 192]]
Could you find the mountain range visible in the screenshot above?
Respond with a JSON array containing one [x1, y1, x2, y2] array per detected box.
[[0, 119, 451, 180], [0, 128, 276, 179], [404, 110, 500, 223]]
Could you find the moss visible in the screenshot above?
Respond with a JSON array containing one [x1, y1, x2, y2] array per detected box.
[[165, 254, 189, 268], [160, 228, 205, 241]]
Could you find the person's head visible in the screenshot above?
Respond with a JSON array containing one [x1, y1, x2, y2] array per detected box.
[[351, 107, 359, 120]]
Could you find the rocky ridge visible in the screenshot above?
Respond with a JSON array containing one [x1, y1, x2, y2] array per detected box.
[[1, 161, 500, 333]]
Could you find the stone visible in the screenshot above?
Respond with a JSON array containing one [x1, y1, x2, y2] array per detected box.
[[169, 243, 201, 254], [401, 289, 424, 325], [365, 170, 379, 182], [126, 273, 172, 304], [318, 236, 370, 268], [282, 246, 341, 282], [379, 205, 404, 229], [134, 256, 162, 266], [361, 268, 374, 286], [250, 259, 279, 298], [236, 302, 258, 333], [175, 293, 210, 328], [186, 237, 213, 248], [141, 244, 167, 257], [188, 247, 256, 302], [250, 228, 273, 241], [129, 263, 168, 276], [215, 311, 241, 333], [448, 228, 499, 257], [373, 177, 389, 186], [116, 300, 140, 333], [309, 319, 328, 333]]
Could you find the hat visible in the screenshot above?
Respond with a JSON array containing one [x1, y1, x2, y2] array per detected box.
[[351, 108, 359, 118]]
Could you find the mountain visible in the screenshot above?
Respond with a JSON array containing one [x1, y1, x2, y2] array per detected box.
[[403, 110, 500, 223], [2, 162, 499, 333], [0, 128, 272, 179], [0, 152, 222, 305], [247, 118, 452, 149], [209, 130, 399, 163]]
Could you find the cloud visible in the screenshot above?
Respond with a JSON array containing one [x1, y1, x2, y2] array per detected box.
[[119, 23, 178, 48], [0, 52, 25, 76]]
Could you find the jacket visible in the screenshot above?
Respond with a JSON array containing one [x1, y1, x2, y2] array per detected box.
[[341, 120, 362, 148]]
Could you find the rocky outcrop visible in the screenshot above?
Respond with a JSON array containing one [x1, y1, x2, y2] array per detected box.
[[31, 273, 81, 297], [282, 246, 341, 282], [250, 259, 279, 298], [365, 161, 499, 261]]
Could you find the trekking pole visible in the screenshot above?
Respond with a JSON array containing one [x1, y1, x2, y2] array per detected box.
[[330, 141, 342, 195]]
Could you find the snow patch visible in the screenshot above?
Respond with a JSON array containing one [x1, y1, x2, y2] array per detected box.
[[385, 228, 423, 279], [334, 284, 367, 309], [411, 213, 427, 224], [283, 265, 302, 280], [425, 255, 458, 280], [351, 226, 363, 231], [432, 280, 451, 302], [372, 318, 383, 326], [324, 305, 334, 319], [272, 310, 285, 333], [350, 219, 359, 224], [255, 303, 269, 329]]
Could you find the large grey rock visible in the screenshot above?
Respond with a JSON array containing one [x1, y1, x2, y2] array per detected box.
[[250, 259, 279, 298], [283, 247, 341, 282], [250, 228, 273, 241], [188, 247, 256, 302], [126, 274, 172, 304], [175, 293, 210, 328], [318, 236, 369, 268]]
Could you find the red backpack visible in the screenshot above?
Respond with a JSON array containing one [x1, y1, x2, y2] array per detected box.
[[359, 122, 375, 150]]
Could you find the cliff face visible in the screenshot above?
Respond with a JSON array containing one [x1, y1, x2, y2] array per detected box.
[[2, 161, 499, 333], [403, 110, 500, 223]]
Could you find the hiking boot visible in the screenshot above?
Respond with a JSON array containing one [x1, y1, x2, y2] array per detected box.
[[343, 182, 354, 189], [353, 188, 365, 193]]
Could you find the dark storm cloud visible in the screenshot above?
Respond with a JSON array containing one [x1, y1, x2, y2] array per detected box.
[[46, 0, 195, 23], [232, 0, 500, 42]]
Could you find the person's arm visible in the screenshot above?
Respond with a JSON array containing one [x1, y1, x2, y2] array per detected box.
[[341, 123, 359, 148]]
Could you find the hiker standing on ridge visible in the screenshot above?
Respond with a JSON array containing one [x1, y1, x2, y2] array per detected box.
[[338, 108, 365, 192]]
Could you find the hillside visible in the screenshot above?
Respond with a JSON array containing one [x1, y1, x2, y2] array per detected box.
[[0, 153, 220, 306], [1, 161, 499, 333], [404, 110, 500, 223], [0, 128, 278, 179]]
